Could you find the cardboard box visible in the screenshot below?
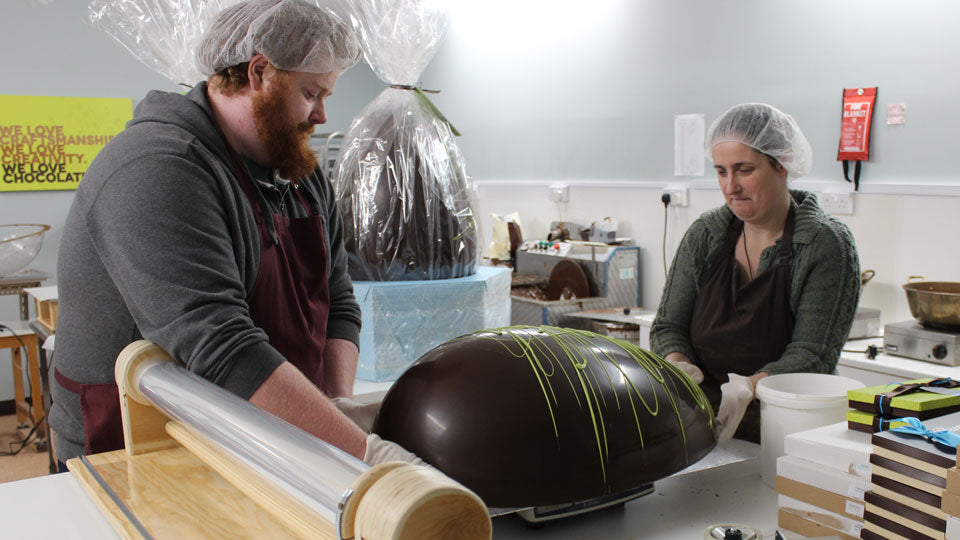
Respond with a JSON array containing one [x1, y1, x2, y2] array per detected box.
[[776, 475, 865, 521], [948, 467, 960, 497], [861, 514, 942, 540], [784, 421, 872, 478], [778, 454, 870, 500], [872, 412, 960, 476], [871, 452, 946, 495], [947, 516, 960, 540], [945, 491, 960, 518], [866, 489, 947, 538], [777, 507, 861, 540], [871, 473, 946, 521]]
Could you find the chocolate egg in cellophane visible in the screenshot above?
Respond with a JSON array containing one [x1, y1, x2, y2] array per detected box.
[[372, 325, 716, 508]]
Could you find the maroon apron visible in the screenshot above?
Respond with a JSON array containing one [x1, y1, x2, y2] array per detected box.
[[232, 155, 331, 385], [689, 202, 797, 442], [58, 154, 331, 455]]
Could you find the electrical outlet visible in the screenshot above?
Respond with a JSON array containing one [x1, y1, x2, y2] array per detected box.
[[548, 184, 569, 203], [663, 187, 688, 207], [819, 192, 854, 215]]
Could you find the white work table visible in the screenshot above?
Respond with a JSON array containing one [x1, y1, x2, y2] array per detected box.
[[0, 441, 778, 539], [493, 446, 778, 539]]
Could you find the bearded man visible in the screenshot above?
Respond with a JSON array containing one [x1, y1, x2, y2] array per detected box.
[[51, 0, 417, 469]]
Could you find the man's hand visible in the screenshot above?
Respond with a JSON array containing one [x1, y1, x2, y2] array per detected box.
[[322, 338, 359, 398], [363, 433, 426, 466], [331, 396, 381, 434], [250, 361, 366, 459], [715, 373, 755, 443]]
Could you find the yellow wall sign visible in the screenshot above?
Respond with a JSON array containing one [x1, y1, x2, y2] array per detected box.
[[0, 95, 132, 192]]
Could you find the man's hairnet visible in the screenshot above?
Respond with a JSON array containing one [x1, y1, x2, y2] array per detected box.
[[196, 0, 362, 77], [706, 103, 813, 179]]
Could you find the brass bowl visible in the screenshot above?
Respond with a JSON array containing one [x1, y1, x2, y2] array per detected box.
[[903, 277, 960, 330]]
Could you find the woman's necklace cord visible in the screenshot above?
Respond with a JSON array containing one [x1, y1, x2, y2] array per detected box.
[[742, 229, 754, 280]]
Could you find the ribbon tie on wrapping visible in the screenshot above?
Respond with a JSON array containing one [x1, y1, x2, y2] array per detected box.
[[389, 84, 461, 136], [874, 378, 960, 417], [890, 417, 960, 450]]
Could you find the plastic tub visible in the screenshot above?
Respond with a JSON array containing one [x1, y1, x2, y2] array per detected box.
[[755, 373, 864, 488]]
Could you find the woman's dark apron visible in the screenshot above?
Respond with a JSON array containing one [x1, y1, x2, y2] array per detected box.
[[57, 155, 331, 455], [689, 203, 797, 443]]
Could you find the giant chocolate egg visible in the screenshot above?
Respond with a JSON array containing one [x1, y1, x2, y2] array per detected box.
[[334, 88, 477, 281], [373, 326, 716, 508]]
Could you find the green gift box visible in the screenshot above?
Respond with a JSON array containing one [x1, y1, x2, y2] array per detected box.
[[847, 378, 960, 420], [845, 409, 910, 433]]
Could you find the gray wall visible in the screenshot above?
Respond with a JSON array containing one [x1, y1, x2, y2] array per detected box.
[[425, 0, 959, 184]]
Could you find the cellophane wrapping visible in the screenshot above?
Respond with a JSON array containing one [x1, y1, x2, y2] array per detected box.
[[334, 0, 478, 281], [87, 0, 237, 85]]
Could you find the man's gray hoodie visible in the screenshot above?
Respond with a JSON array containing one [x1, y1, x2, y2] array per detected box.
[[50, 82, 361, 462]]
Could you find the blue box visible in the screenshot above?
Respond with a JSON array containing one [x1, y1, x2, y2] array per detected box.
[[354, 265, 511, 381]]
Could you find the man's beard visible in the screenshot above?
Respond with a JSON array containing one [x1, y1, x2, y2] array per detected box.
[[252, 75, 318, 180]]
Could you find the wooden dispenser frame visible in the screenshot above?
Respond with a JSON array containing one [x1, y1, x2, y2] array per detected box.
[[67, 341, 491, 540]]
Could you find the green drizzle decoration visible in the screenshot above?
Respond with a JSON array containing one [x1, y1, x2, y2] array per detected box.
[[466, 325, 713, 484]]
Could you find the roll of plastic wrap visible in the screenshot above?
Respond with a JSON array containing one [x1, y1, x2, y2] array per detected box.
[[115, 341, 491, 540], [137, 361, 366, 525]]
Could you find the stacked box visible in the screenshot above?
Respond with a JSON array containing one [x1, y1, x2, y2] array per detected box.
[[847, 409, 911, 434], [863, 412, 960, 539], [943, 430, 960, 540], [775, 421, 872, 540], [949, 517, 960, 540], [848, 379, 960, 434]]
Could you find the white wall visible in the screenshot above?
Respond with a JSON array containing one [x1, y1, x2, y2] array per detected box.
[[474, 182, 958, 327], [423, 0, 960, 328], [426, 0, 960, 184]]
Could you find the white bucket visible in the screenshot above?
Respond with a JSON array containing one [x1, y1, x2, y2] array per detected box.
[[755, 373, 864, 488]]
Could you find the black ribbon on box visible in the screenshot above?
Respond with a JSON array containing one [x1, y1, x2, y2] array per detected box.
[[873, 378, 960, 417]]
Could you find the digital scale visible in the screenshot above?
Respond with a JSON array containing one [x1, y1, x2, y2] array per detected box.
[[488, 483, 655, 525], [883, 320, 960, 366]]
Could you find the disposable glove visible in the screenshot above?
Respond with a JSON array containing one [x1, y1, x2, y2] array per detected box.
[[668, 359, 704, 384], [715, 373, 755, 443], [331, 396, 381, 434], [363, 433, 426, 466]]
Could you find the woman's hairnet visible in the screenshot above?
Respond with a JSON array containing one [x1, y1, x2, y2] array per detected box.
[[706, 103, 813, 179], [196, 0, 362, 77]]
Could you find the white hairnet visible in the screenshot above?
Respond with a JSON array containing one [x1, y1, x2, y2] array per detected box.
[[706, 103, 813, 179], [196, 0, 362, 77]]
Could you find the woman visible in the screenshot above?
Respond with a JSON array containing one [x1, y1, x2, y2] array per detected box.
[[651, 103, 861, 443]]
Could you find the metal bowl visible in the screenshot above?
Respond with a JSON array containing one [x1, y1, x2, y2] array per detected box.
[[903, 277, 960, 330], [0, 224, 50, 276]]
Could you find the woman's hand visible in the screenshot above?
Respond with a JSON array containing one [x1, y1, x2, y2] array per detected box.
[[715, 371, 769, 443], [664, 352, 705, 384], [748, 371, 769, 391], [716, 373, 754, 443]]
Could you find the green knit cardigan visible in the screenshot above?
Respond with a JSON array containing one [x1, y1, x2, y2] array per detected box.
[[650, 190, 861, 376]]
